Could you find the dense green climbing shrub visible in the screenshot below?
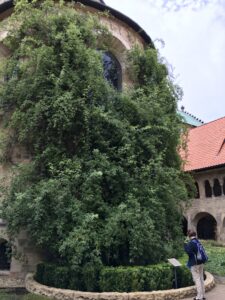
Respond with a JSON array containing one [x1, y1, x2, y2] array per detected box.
[[0, 0, 192, 274], [35, 262, 193, 292]]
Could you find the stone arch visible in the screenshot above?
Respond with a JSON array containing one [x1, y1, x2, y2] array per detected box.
[[0, 238, 12, 270], [194, 212, 217, 240], [103, 36, 132, 89], [98, 34, 127, 64], [106, 36, 127, 62], [219, 217, 225, 242]]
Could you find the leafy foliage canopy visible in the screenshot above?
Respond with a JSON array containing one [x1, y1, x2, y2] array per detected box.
[[0, 0, 190, 270]]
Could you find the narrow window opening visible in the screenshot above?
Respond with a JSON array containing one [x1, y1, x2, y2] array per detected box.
[[205, 180, 212, 198], [195, 182, 200, 199], [223, 178, 225, 196], [102, 52, 122, 90], [0, 239, 11, 270], [213, 178, 222, 197]]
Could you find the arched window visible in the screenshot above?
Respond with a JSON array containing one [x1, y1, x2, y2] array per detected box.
[[102, 52, 122, 90], [195, 182, 200, 199], [205, 180, 212, 198], [0, 239, 12, 270], [213, 178, 222, 197], [223, 178, 225, 196]]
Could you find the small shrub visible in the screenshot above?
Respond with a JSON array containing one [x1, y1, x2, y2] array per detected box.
[[53, 266, 70, 289], [35, 263, 71, 289], [177, 266, 193, 288], [35, 263, 45, 283], [68, 265, 84, 291], [82, 261, 102, 292]]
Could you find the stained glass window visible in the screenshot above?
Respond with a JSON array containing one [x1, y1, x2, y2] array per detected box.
[[102, 52, 122, 90]]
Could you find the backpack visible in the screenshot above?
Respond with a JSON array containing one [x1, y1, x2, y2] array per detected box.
[[192, 239, 208, 263]]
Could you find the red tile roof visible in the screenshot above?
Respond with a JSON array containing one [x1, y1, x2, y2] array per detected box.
[[182, 116, 225, 171]]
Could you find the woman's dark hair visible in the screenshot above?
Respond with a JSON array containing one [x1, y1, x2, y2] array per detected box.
[[188, 230, 197, 238]]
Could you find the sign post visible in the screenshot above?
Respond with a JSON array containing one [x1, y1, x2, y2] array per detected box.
[[168, 258, 182, 289]]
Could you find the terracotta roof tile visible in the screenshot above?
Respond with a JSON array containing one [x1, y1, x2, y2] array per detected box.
[[182, 116, 225, 171]]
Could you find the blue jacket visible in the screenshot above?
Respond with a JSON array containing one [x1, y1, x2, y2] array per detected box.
[[184, 238, 202, 268]]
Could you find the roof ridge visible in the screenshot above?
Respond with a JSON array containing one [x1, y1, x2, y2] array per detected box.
[[190, 115, 225, 131], [178, 108, 204, 126], [181, 109, 204, 124]]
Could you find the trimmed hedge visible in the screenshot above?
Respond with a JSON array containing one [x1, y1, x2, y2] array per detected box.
[[35, 263, 84, 291], [99, 265, 173, 292], [99, 264, 193, 292], [35, 262, 193, 292]]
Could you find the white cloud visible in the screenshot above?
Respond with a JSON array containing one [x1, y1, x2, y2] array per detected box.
[[106, 0, 225, 123]]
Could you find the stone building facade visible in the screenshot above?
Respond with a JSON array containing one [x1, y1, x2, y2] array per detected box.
[[0, 0, 153, 278], [182, 116, 225, 242]]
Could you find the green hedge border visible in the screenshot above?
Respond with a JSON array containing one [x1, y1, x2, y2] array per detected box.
[[35, 263, 193, 292]]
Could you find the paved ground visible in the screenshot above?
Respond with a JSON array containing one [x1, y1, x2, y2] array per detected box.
[[182, 284, 225, 300]]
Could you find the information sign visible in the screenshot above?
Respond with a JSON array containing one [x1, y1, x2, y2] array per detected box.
[[168, 258, 182, 267]]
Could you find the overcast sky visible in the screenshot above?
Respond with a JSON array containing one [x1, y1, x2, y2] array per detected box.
[[106, 0, 225, 123]]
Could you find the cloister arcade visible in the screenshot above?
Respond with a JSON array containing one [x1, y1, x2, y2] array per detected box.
[[184, 168, 225, 242]]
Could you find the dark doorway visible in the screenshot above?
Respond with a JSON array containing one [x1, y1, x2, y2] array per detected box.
[[182, 217, 188, 236], [197, 215, 217, 240], [0, 239, 12, 270]]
